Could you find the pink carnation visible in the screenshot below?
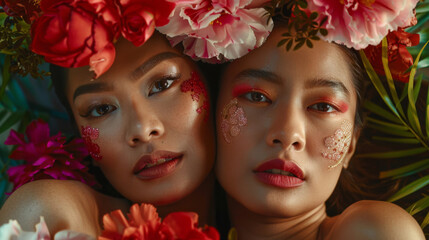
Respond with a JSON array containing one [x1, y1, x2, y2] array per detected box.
[[4, 119, 96, 194], [100, 203, 219, 240], [158, 0, 273, 62], [307, 0, 419, 49]]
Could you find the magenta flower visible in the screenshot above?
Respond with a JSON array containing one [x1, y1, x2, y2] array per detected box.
[[157, 0, 273, 62], [4, 119, 96, 194], [307, 0, 419, 49]]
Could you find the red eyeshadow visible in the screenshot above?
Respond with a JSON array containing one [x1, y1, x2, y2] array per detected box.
[[232, 84, 268, 98], [317, 97, 349, 113]]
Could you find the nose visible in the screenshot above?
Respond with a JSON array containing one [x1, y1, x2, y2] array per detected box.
[[265, 105, 305, 152], [126, 95, 165, 147]]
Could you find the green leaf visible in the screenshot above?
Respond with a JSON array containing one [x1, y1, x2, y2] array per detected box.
[[0, 111, 24, 134], [0, 55, 11, 98], [0, 109, 8, 124], [416, 4, 429, 14], [319, 28, 328, 36], [357, 147, 427, 159], [426, 105, 429, 139], [367, 123, 414, 138], [286, 39, 293, 51], [310, 12, 318, 20], [306, 39, 313, 48], [407, 41, 429, 136], [367, 117, 408, 131], [388, 175, 429, 202], [382, 38, 405, 118], [413, 74, 423, 104], [228, 227, 237, 240], [363, 101, 402, 124], [277, 39, 288, 47], [293, 40, 305, 50], [421, 210, 429, 229], [359, 50, 399, 117], [417, 57, 429, 69], [372, 136, 420, 144], [380, 158, 429, 179], [406, 195, 429, 216]]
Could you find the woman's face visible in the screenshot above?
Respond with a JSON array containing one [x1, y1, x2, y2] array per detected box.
[[216, 27, 359, 217], [66, 32, 215, 205]]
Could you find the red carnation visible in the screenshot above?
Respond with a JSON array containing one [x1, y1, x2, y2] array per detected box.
[[31, 0, 121, 78], [117, 0, 175, 46], [364, 28, 420, 83], [4, 119, 96, 194], [1, 0, 41, 23], [100, 203, 219, 240]]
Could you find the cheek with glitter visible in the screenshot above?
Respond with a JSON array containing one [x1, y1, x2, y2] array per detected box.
[[180, 71, 210, 121], [321, 120, 353, 169], [81, 126, 102, 161], [221, 98, 247, 143]]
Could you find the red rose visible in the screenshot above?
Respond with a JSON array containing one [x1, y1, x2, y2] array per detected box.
[[118, 0, 175, 46], [364, 28, 420, 83], [1, 0, 41, 23], [31, 0, 120, 78]]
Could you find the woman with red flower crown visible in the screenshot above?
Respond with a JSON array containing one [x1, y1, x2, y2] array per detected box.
[[0, 0, 235, 238]]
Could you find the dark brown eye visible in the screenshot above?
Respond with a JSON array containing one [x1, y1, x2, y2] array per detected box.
[[149, 75, 180, 96], [243, 91, 271, 103], [309, 103, 336, 113], [87, 104, 116, 117]]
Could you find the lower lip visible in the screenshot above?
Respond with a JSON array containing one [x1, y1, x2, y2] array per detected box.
[[255, 172, 304, 188], [135, 157, 181, 180]]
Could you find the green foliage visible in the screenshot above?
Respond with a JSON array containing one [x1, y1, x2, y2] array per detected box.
[[359, 35, 429, 230], [265, 0, 328, 51], [0, 12, 50, 99]]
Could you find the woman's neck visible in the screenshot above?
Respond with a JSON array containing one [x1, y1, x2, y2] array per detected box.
[[227, 196, 327, 240], [156, 172, 216, 226]]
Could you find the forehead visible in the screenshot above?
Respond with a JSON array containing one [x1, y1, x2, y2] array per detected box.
[[223, 26, 355, 91], [66, 32, 188, 96]]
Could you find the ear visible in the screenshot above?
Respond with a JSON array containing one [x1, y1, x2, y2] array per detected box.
[[342, 128, 361, 169]]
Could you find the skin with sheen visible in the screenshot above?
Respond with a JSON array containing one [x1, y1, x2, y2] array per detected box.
[[215, 25, 425, 240], [0, 31, 216, 236], [67, 31, 215, 205]]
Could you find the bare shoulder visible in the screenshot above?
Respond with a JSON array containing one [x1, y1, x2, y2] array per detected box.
[[328, 200, 425, 240], [0, 179, 100, 236]]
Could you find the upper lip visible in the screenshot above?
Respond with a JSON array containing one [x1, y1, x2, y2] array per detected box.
[[254, 159, 305, 179], [133, 150, 183, 174]]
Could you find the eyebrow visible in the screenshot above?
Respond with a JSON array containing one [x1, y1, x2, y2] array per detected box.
[[73, 82, 113, 102], [234, 69, 281, 84], [73, 52, 183, 102], [130, 51, 183, 81], [304, 78, 350, 98]]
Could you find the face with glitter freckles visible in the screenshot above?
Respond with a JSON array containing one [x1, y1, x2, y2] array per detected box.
[[215, 26, 359, 217], [66, 31, 215, 205]]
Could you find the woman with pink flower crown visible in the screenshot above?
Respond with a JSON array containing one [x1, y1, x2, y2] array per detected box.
[[0, 0, 273, 239], [214, 0, 427, 239]]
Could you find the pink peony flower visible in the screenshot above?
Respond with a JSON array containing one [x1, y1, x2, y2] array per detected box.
[[307, 0, 419, 49], [158, 0, 273, 62], [0, 217, 95, 240], [100, 203, 219, 240], [4, 119, 96, 194]]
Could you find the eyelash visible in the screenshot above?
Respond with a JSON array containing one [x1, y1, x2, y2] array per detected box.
[[148, 73, 181, 96], [307, 102, 340, 113], [241, 91, 272, 104], [81, 103, 117, 118]]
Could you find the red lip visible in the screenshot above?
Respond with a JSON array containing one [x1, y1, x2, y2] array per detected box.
[[254, 159, 304, 188], [133, 151, 183, 180]]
